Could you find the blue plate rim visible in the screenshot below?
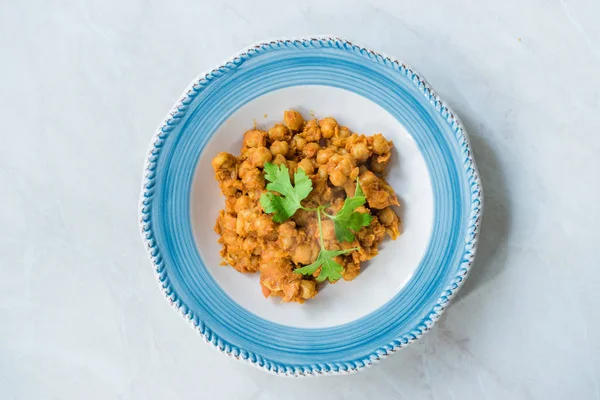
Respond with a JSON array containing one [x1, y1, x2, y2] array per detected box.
[[139, 36, 483, 376]]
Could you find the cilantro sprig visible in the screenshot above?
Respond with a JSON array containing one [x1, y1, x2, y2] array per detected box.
[[259, 163, 313, 223], [323, 180, 372, 242], [259, 162, 372, 282], [294, 208, 358, 282]]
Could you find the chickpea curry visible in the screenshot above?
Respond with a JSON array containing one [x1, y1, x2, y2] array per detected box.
[[212, 110, 401, 303]]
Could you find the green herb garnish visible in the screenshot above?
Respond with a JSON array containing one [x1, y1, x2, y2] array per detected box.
[[324, 180, 373, 242], [259, 162, 313, 223], [259, 163, 371, 282], [293, 209, 358, 282]]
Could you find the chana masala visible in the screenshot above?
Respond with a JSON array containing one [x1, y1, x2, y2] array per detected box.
[[212, 110, 401, 303]]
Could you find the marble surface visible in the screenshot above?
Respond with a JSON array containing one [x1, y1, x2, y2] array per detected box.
[[1, 0, 599, 399]]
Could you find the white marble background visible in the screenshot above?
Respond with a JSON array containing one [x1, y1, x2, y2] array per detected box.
[[1, 0, 599, 399]]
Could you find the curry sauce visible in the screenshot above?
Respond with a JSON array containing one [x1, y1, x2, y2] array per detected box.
[[212, 110, 401, 303]]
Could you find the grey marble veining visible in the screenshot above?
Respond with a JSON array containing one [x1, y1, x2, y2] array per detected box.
[[1, 0, 599, 399]]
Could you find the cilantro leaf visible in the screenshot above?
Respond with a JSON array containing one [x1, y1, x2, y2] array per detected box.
[[327, 180, 373, 242], [259, 162, 312, 223], [294, 248, 355, 283]]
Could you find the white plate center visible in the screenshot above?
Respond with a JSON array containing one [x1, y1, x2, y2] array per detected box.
[[191, 86, 433, 328]]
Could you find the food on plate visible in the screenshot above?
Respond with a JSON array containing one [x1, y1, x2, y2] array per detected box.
[[212, 110, 401, 303]]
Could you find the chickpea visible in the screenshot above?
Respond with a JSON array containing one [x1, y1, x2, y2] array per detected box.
[[342, 262, 361, 281], [351, 142, 370, 163], [327, 154, 354, 178], [302, 142, 320, 159], [237, 160, 252, 179], [212, 152, 236, 171], [280, 236, 295, 251], [327, 243, 341, 251], [360, 170, 379, 186], [377, 152, 391, 164], [372, 134, 392, 155], [302, 119, 321, 142], [319, 117, 338, 139], [369, 156, 387, 173], [362, 234, 376, 247], [338, 126, 351, 138], [292, 208, 311, 227], [298, 158, 315, 175], [368, 191, 392, 210], [219, 212, 237, 232], [249, 147, 272, 167], [316, 148, 334, 165], [355, 205, 368, 214], [224, 196, 237, 213], [268, 123, 290, 141], [292, 244, 312, 265], [261, 249, 279, 264], [329, 169, 347, 187], [278, 221, 296, 237], [291, 135, 307, 152], [350, 166, 360, 180], [221, 231, 238, 246], [272, 154, 286, 166], [284, 110, 304, 131], [378, 207, 397, 226], [386, 222, 401, 240], [234, 195, 253, 214], [234, 255, 256, 273], [235, 209, 253, 236], [333, 255, 347, 266], [241, 168, 265, 191], [328, 198, 345, 214], [299, 280, 317, 299], [221, 182, 239, 197], [242, 236, 259, 254], [318, 182, 334, 202], [331, 138, 345, 148], [339, 155, 355, 174], [270, 140, 289, 156], [243, 130, 267, 148], [254, 215, 275, 237]]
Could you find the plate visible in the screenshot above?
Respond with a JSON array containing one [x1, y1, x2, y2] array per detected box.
[[139, 37, 482, 376]]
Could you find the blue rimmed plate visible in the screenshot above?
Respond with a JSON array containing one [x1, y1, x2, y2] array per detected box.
[[139, 37, 482, 376]]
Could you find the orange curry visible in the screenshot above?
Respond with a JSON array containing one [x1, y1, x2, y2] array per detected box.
[[212, 110, 401, 303]]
